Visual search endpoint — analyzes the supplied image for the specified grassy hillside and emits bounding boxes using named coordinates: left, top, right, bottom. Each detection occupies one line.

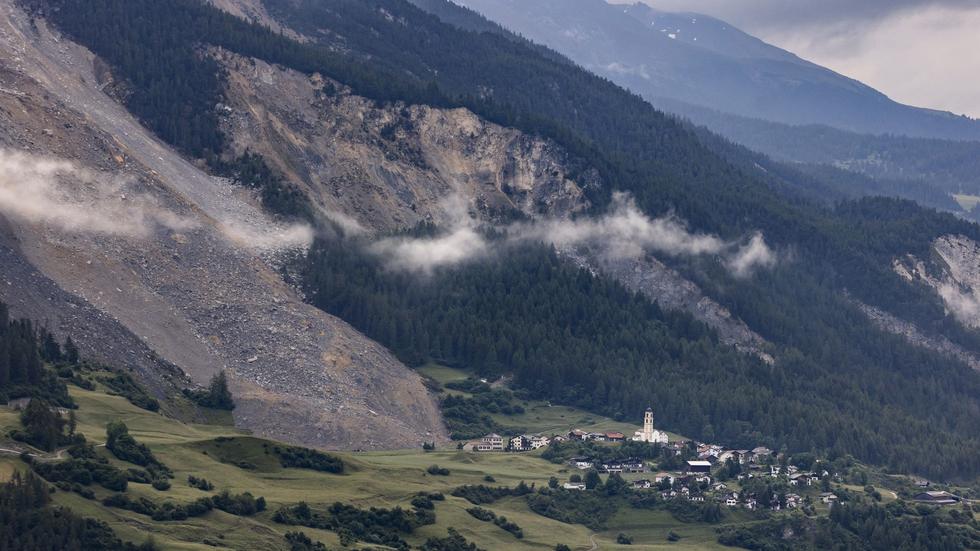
left=1, top=385, right=737, bottom=550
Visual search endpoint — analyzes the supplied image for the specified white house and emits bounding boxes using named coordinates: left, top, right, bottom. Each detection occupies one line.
left=563, top=482, right=586, bottom=491
left=476, top=433, right=504, bottom=451
left=529, top=435, right=551, bottom=449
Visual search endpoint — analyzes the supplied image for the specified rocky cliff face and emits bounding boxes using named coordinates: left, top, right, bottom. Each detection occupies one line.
left=217, top=50, right=594, bottom=233
left=0, top=0, right=445, bottom=449
left=894, top=235, right=980, bottom=330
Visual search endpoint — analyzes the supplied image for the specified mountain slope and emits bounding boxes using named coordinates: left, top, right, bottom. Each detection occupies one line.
left=0, top=0, right=446, bottom=450
left=445, top=0, right=980, bottom=141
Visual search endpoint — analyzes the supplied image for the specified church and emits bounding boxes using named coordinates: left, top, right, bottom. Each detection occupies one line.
left=633, top=407, right=669, bottom=444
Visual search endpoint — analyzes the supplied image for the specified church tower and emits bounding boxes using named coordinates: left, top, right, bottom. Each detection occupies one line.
left=643, top=407, right=654, bottom=441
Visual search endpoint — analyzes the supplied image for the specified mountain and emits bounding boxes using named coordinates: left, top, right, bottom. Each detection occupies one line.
left=2, top=0, right=980, bottom=485
left=2, top=0, right=980, bottom=547
left=445, top=0, right=980, bottom=141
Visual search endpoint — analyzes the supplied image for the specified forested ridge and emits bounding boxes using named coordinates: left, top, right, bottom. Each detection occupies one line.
left=306, top=238, right=980, bottom=479
left=28, top=0, right=980, bottom=482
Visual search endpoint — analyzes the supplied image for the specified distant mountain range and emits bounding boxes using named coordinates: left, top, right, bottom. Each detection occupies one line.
left=449, top=0, right=980, bottom=142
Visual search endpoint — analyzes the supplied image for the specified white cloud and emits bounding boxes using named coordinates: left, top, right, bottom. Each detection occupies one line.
left=0, top=149, right=195, bottom=237
left=371, top=192, right=777, bottom=277
left=0, top=149, right=314, bottom=253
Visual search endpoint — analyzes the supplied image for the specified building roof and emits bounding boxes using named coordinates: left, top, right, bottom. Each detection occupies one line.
left=687, top=460, right=712, bottom=467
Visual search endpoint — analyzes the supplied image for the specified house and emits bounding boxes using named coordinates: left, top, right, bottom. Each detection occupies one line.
left=563, top=482, right=586, bottom=491
left=914, top=479, right=931, bottom=488
left=744, top=498, right=758, bottom=510
left=725, top=496, right=739, bottom=507
left=632, top=479, right=653, bottom=489
left=690, top=495, right=705, bottom=502
left=5, top=397, right=32, bottom=411
left=605, top=431, right=626, bottom=442
left=789, top=473, right=817, bottom=486
left=786, top=494, right=802, bottom=509
left=692, top=474, right=712, bottom=484
left=713, top=482, right=728, bottom=492
left=653, top=472, right=676, bottom=485
left=769, top=465, right=781, bottom=477
left=821, top=493, right=839, bottom=505
left=529, top=435, right=551, bottom=449
left=476, top=433, right=504, bottom=451
left=717, top=450, right=743, bottom=464
left=686, top=460, right=712, bottom=474
left=509, top=435, right=529, bottom=452
left=912, top=491, right=959, bottom=505
left=569, top=429, right=588, bottom=441
left=569, top=457, right=594, bottom=470
left=698, top=444, right=723, bottom=460
left=600, top=458, right=646, bottom=474
left=750, top=447, right=773, bottom=462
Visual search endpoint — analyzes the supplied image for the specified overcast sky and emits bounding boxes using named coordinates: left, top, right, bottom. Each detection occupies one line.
left=628, top=0, right=980, bottom=118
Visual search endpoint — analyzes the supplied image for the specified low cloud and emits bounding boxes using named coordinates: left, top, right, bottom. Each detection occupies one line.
left=728, top=232, right=777, bottom=278
left=515, top=192, right=726, bottom=258
left=370, top=195, right=489, bottom=274
left=218, top=220, right=314, bottom=252
left=371, top=226, right=489, bottom=274
left=0, top=149, right=196, bottom=237
left=0, top=149, right=314, bottom=253
left=371, top=192, right=776, bottom=277
left=937, top=283, right=980, bottom=328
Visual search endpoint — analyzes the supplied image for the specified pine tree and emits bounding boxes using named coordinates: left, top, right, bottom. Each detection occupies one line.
left=204, top=371, right=235, bottom=410
left=64, top=336, right=80, bottom=365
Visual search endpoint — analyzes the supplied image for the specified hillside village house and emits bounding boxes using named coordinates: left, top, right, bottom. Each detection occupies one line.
left=476, top=433, right=503, bottom=451
left=686, top=460, right=712, bottom=474
left=599, top=458, right=646, bottom=474
left=913, top=491, right=960, bottom=505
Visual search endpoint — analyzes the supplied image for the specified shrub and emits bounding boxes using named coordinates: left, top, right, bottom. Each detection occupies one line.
left=274, top=445, right=344, bottom=473
left=188, top=475, right=214, bottom=491
left=451, top=482, right=532, bottom=504
left=105, top=422, right=170, bottom=479
left=427, top=465, right=450, bottom=476
left=466, top=506, right=496, bottom=521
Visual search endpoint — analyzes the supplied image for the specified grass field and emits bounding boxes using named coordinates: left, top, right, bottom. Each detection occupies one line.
left=1, top=385, right=735, bottom=550
left=417, top=364, right=686, bottom=441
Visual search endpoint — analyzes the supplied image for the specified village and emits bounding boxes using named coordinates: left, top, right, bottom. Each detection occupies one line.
left=460, top=407, right=966, bottom=511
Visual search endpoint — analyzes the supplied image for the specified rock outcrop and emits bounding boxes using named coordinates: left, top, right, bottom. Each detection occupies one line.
left=894, top=235, right=980, bottom=329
